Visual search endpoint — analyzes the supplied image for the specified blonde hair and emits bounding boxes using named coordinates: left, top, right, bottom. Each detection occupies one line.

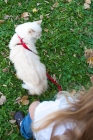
left=33, top=87, right=93, bottom=140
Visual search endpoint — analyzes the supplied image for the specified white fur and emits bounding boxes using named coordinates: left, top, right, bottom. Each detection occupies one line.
left=9, top=20, right=48, bottom=95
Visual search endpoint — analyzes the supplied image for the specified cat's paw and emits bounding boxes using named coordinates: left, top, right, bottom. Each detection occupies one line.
left=22, top=84, right=28, bottom=89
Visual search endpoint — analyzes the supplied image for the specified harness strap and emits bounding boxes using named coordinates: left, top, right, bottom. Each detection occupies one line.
left=17, top=35, right=62, bottom=91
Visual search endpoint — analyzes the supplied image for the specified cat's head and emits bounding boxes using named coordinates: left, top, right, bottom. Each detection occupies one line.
left=15, top=20, right=42, bottom=41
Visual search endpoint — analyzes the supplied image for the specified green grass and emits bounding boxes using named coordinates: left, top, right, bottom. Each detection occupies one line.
left=0, top=0, right=93, bottom=139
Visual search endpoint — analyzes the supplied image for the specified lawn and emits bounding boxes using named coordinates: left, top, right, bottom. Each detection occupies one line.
left=0, top=0, right=93, bottom=139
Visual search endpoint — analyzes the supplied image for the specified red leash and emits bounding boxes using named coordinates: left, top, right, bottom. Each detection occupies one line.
left=46, top=73, right=62, bottom=91
left=17, top=35, right=38, bottom=55
left=17, top=35, right=62, bottom=91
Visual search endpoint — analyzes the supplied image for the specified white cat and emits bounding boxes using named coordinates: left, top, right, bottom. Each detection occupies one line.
left=9, top=20, right=48, bottom=95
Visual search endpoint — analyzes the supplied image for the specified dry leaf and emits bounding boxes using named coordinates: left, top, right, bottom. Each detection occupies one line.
left=1, top=95, right=6, bottom=103
left=0, top=20, right=5, bottom=24
left=84, top=48, right=93, bottom=58
left=18, top=2, right=21, bottom=6
left=21, top=12, right=29, bottom=18
left=40, top=15, right=43, bottom=19
left=85, top=0, right=91, bottom=4
left=90, top=76, right=93, bottom=83
left=52, top=2, right=59, bottom=8
left=21, top=95, right=28, bottom=101
left=44, top=29, right=49, bottom=32
left=9, top=120, right=16, bottom=124
left=32, top=8, right=38, bottom=13
left=9, top=111, right=16, bottom=117
left=52, top=74, right=56, bottom=81
left=84, top=3, right=90, bottom=9
left=0, top=99, right=3, bottom=105
left=4, top=15, right=10, bottom=20
left=87, top=57, right=93, bottom=67
left=68, top=0, right=72, bottom=2
left=21, top=99, right=29, bottom=105
left=2, top=68, right=9, bottom=72
left=4, top=0, right=7, bottom=3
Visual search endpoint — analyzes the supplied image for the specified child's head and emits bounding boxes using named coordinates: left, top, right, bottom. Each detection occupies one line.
left=33, top=87, right=93, bottom=140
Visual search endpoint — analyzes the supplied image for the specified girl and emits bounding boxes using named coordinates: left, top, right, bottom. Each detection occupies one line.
left=14, top=87, right=93, bottom=140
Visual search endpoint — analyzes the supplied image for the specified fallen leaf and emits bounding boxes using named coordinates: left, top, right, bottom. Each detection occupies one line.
left=4, top=0, right=7, bottom=3
left=18, top=2, right=21, bottom=6
left=44, top=29, right=49, bottom=32
left=52, top=2, right=59, bottom=8
left=21, top=99, right=29, bottom=105
left=85, top=0, right=91, bottom=4
left=87, top=57, right=93, bottom=67
left=0, top=20, right=5, bottom=24
left=21, top=95, right=28, bottom=101
left=0, top=99, right=3, bottom=105
left=84, top=48, right=93, bottom=58
left=90, top=76, right=93, bottom=83
left=15, top=96, right=21, bottom=101
left=4, top=15, right=10, bottom=20
left=84, top=3, right=90, bottom=9
left=9, top=120, right=16, bottom=124
left=2, top=68, right=9, bottom=72
left=1, top=95, right=6, bottom=103
left=7, top=129, right=13, bottom=136
left=15, top=95, right=29, bottom=105
left=40, top=15, right=43, bottom=19
left=68, top=0, right=72, bottom=2
left=9, top=111, right=16, bottom=117
left=32, top=8, right=38, bottom=13
left=21, top=12, right=29, bottom=18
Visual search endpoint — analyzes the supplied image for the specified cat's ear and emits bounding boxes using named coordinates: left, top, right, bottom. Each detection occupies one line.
left=36, top=20, right=42, bottom=25
left=28, top=28, right=35, bottom=33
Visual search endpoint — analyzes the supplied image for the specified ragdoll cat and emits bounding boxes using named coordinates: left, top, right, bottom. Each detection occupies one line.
left=9, top=20, right=48, bottom=95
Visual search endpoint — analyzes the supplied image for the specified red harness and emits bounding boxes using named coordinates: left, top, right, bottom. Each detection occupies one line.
left=17, top=35, right=62, bottom=91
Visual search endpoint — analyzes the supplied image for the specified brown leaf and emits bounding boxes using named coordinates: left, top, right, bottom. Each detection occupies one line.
left=2, top=68, right=9, bottom=72
left=84, top=3, right=90, bottom=9
left=0, top=20, right=5, bottom=24
left=18, top=2, right=21, bottom=6
left=21, top=12, right=29, bottom=18
left=84, top=48, right=93, bottom=58
left=4, top=15, right=10, bottom=20
left=87, top=57, right=93, bottom=68
left=90, top=76, right=93, bottom=83
left=40, top=15, right=43, bottom=20
left=52, top=2, right=59, bottom=8
left=1, top=95, right=6, bottom=103
left=9, top=111, right=16, bottom=117
left=44, top=29, right=49, bottom=32
left=9, top=120, right=16, bottom=124
left=21, top=99, right=29, bottom=105
left=21, top=95, right=28, bottom=101
left=68, top=0, right=72, bottom=2
left=0, top=99, right=3, bottom=105
left=87, top=57, right=93, bottom=64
